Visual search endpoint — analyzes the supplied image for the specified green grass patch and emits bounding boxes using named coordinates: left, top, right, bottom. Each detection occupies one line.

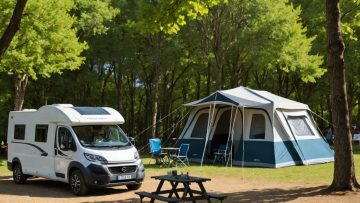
left=141, top=146, right=360, bottom=185
left=0, top=158, right=11, bottom=176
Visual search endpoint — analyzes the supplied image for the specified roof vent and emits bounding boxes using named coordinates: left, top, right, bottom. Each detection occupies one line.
left=22, top=109, right=37, bottom=112
left=52, top=104, right=74, bottom=108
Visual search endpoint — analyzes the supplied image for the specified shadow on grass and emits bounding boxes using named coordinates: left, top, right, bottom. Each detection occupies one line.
left=217, top=185, right=350, bottom=202
left=353, top=145, right=360, bottom=154
left=83, top=185, right=343, bottom=203
left=0, top=157, right=5, bottom=166
left=0, top=178, right=134, bottom=198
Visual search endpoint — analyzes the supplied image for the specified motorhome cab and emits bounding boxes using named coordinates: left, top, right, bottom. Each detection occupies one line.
left=7, top=104, right=145, bottom=195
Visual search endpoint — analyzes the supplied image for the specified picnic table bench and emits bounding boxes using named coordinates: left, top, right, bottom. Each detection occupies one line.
left=135, top=174, right=227, bottom=202
left=135, top=191, right=182, bottom=203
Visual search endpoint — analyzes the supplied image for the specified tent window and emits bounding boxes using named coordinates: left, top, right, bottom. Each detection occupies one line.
left=250, top=114, right=265, bottom=139
left=288, top=116, right=314, bottom=136
left=191, top=113, right=209, bottom=138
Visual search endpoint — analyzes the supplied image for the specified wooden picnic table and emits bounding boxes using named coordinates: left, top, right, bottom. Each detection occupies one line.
left=135, top=174, right=226, bottom=202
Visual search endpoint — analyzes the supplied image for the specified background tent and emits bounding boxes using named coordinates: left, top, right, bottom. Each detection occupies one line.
left=176, top=86, right=334, bottom=168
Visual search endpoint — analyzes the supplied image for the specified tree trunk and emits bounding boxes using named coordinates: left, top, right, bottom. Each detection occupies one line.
left=357, top=96, right=360, bottom=131
left=129, top=71, right=135, bottom=136
left=326, top=0, right=359, bottom=190
left=0, top=0, right=27, bottom=60
left=100, top=66, right=113, bottom=105
left=113, top=63, right=123, bottom=112
left=151, top=76, right=159, bottom=138
left=14, top=73, right=28, bottom=111
left=206, top=61, right=212, bottom=95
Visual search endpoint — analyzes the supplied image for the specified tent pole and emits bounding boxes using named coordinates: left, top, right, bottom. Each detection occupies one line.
left=225, top=106, right=234, bottom=167
left=242, top=106, right=245, bottom=168
left=201, top=104, right=212, bottom=167
left=227, top=106, right=238, bottom=167
left=201, top=98, right=217, bottom=167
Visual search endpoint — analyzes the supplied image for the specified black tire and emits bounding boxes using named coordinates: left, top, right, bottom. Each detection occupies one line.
left=126, top=183, right=142, bottom=190
left=69, top=170, right=88, bottom=196
left=13, top=163, right=27, bottom=184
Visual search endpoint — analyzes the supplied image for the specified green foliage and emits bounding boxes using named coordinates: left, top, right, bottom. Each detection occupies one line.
left=71, top=0, right=119, bottom=37
left=134, top=0, right=225, bottom=34
left=244, top=0, right=325, bottom=83
left=0, top=0, right=345, bottom=139
left=0, top=0, right=86, bottom=80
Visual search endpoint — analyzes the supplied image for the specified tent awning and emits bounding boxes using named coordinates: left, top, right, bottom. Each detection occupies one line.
left=184, top=92, right=239, bottom=106
left=184, top=86, right=309, bottom=111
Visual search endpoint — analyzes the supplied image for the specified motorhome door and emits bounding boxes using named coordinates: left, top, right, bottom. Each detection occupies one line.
left=54, top=126, right=75, bottom=181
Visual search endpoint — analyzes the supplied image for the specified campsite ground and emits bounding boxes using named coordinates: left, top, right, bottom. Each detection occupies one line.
left=1, top=152, right=360, bottom=203
left=0, top=174, right=359, bottom=202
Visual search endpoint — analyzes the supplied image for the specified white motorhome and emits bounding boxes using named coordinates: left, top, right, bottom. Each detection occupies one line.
left=7, top=104, right=145, bottom=195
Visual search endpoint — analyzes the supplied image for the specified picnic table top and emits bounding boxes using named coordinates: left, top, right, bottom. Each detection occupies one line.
left=151, top=175, right=211, bottom=183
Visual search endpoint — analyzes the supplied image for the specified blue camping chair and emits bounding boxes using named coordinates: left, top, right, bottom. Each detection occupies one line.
left=170, top=144, right=190, bottom=167
left=149, top=138, right=167, bottom=165
left=213, top=143, right=231, bottom=165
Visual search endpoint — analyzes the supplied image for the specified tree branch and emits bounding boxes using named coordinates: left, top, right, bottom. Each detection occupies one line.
left=0, top=0, right=28, bottom=60
left=341, top=1, right=360, bottom=20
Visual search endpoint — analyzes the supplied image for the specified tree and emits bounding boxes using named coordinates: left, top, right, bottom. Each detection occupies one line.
left=326, top=0, right=359, bottom=190
left=0, top=0, right=27, bottom=60
left=0, top=0, right=87, bottom=110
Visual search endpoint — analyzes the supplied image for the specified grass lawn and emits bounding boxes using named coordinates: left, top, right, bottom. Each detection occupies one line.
left=143, top=146, right=360, bottom=185
left=0, top=158, right=11, bottom=177
left=1, top=146, right=360, bottom=185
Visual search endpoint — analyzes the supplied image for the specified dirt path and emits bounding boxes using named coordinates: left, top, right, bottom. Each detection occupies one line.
left=0, top=175, right=359, bottom=202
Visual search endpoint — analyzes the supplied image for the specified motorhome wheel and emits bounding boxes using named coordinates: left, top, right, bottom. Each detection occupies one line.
left=13, top=163, right=27, bottom=184
left=70, top=170, right=88, bottom=195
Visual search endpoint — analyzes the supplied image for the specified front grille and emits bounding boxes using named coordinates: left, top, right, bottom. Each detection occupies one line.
left=108, top=165, right=137, bottom=174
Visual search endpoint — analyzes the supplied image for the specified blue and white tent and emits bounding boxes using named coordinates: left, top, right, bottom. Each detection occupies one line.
left=176, top=86, right=334, bottom=168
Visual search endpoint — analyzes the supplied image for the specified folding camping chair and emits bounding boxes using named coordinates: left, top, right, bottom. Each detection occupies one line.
left=149, top=138, right=167, bottom=165
left=170, top=144, right=190, bottom=167
left=213, top=143, right=231, bottom=165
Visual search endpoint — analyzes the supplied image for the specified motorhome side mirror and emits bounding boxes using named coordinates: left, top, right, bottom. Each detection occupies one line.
left=69, top=141, right=77, bottom=151
left=129, top=137, right=135, bottom=145
left=60, top=140, right=69, bottom=151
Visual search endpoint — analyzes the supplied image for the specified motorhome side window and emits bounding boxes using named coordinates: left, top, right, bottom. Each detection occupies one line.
left=288, top=116, right=315, bottom=136
left=191, top=113, right=209, bottom=138
left=35, top=125, right=48, bottom=142
left=250, top=114, right=265, bottom=139
left=14, top=125, right=25, bottom=140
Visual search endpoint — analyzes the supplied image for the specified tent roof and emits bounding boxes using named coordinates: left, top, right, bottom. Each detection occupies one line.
left=184, top=86, right=309, bottom=110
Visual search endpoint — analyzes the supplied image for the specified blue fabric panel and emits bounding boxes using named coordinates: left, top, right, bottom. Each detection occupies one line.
left=235, top=141, right=275, bottom=165
left=295, top=138, right=333, bottom=159
left=274, top=140, right=302, bottom=164
left=149, top=138, right=162, bottom=155
left=176, top=139, right=205, bottom=159
left=201, top=92, right=238, bottom=106
left=179, top=144, right=190, bottom=156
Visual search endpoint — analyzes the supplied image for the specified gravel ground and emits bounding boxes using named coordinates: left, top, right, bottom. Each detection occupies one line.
left=0, top=175, right=359, bottom=202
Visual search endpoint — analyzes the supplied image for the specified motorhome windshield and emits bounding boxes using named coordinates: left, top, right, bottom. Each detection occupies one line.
left=72, top=125, right=131, bottom=148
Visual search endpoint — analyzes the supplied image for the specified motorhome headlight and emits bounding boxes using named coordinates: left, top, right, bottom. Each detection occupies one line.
left=84, top=153, right=108, bottom=163
left=134, top=151, right=140, bottom=160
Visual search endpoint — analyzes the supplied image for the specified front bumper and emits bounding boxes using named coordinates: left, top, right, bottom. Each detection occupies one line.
left=83, top=161, right=145, bottom=187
